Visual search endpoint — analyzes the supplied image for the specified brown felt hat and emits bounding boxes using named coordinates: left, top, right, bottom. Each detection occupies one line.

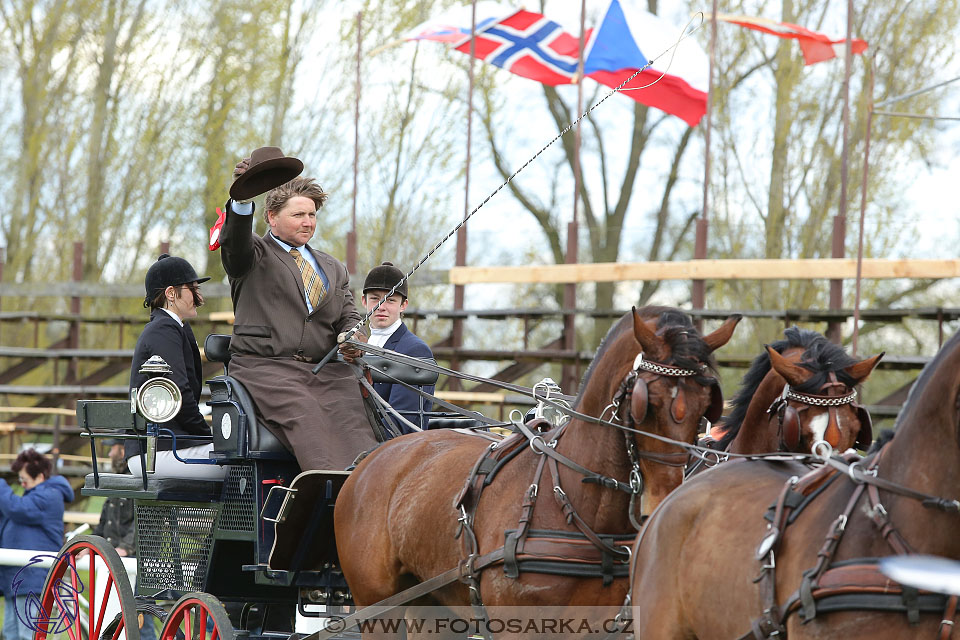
left=229, top=146, right=304, bottom=201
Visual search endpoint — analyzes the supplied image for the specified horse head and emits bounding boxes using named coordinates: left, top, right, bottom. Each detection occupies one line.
left=717, top=328, right=882, bottom=455
left=764, top=344, right=882, bottom=453
left=578, top=306, right=740, bottom=517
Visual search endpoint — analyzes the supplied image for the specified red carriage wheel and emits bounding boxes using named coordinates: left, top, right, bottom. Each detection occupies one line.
left=159, top=593, right=234, bottom=640
left=34, top=534, right=139, bottom=640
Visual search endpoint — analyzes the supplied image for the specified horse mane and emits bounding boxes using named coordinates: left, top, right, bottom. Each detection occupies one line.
left=717, top=326, right=859, bottom=450
left=575, top=306, right=718, bottom=407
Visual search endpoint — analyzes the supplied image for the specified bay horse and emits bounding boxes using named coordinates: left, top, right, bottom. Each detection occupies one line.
left=629, top=328, right=960, bottom=639
left=335, top=307, right=740, bottom=617
left=709, top=327, right=883, bottom=456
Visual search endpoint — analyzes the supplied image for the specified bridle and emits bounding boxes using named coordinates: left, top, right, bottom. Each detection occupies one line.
left=607, top=352, right=723, bottom=469
left=766, top=371, right=873, bottom=452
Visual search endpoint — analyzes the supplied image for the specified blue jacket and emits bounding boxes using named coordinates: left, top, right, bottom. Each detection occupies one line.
left=0, top=475, right=74, bottom=596
left=373, top=323, right=434, bottom=433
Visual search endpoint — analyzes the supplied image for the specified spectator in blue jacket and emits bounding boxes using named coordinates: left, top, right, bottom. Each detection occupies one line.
left=0, top=449, right=74, bottom=640
left=362, top=262, right=435, bottom=432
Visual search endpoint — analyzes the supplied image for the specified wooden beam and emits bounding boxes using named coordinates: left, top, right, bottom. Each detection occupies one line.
left=449, top=259, right=960, bottom=284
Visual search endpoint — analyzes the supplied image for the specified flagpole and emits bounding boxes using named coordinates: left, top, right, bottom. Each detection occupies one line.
left=852, top=59, right=874, bottom=356
left=451, top=0, right=477, bottom=388
left=693, top=0, right=719, bottom=326
left=562, top=0, right=587, bottom=394
left=827, top=0, right=855, bottom=344
left=348, top=11, right=361, bottom=279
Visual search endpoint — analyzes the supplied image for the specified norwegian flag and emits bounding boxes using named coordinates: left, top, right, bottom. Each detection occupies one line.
left=452, top=10, right=583, bottom=86
left=408, top=6, right=583, bottom=87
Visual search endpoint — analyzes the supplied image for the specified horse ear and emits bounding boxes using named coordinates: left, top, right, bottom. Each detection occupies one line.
left=703, top=314, right=743, bottom=352
left=632, top=307, right=659, bottom=354
left=766, top=345, right=810, bottom=386
left=843, top=352, right=885, bottom=384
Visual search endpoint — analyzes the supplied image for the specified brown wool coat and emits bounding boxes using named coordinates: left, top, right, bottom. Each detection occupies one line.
left=219, top=208, right=377, bottom=470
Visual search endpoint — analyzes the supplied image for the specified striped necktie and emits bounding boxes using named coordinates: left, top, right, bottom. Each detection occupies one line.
left=289, top=248, right=326, bottom=309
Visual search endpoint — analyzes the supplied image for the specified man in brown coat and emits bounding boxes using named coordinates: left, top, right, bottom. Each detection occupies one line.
left=219, top=152, right=377, bottom=470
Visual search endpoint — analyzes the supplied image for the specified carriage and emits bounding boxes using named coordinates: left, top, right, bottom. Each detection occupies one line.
left=31, top=332, right=492, bottom=640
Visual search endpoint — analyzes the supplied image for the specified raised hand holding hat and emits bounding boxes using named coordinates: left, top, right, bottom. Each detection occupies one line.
left=229, top=146, right=304, bottom=201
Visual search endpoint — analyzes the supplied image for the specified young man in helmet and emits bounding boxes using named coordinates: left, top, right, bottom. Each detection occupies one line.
left=362, top=262, right=434, bottom=432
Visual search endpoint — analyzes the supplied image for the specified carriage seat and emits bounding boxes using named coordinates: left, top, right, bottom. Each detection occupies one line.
left=203, top=334, right=295, bottom=462
left=81, top=472, right=223, bottom=502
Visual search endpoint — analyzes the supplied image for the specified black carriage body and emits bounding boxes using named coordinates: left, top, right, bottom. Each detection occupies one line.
left=78, top=392, right=353, bottom=614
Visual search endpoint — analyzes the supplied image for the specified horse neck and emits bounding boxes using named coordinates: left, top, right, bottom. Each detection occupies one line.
left=873, top=346, right=960, bottom=555
left=727, top=372, right=785, bottom=454
left=552, top=359, right=634, bottom=526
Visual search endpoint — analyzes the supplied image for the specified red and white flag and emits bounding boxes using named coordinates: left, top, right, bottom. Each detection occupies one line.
left=715, top=15, right=868, bottom=65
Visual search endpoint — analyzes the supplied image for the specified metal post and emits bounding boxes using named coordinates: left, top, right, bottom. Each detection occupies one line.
left=68, top=243, right=82, bottom=384
left=0, top=247, right=5, bottom=345
left=348, top=11, right=361, bottom=279
left=852, top=60, right=874, bottom=356
left=693, top=0, right=720, bottom=327
left=451, top=0, right=477, bottom=389
left=562, top=0, right=587, bottom=394
left=827, top=0, right=855, bottom=344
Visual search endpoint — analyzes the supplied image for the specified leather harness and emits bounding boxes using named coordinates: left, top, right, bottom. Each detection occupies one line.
left=450, top=352, right=720, bottom=632
left=744, top=445, right=960, bottom=639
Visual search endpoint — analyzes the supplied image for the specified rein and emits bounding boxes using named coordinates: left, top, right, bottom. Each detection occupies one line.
left=352, top=338, right=821, bottom=467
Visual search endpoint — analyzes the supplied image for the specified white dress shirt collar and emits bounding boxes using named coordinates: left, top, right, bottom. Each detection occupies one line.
left=368, top=319, right=402, bottom=348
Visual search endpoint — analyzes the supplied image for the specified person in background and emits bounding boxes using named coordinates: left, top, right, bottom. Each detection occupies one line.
left=0, top=449, right=74, bottom=640
left=126, top=254, right=224, bottom=479
left=362, top=262, right=435, bottom=432
left=95, top=440, right=135, bottom=556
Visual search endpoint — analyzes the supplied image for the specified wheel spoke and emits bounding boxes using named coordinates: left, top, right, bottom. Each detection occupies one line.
left=94, top=573, right=115, bottom=639
left=88, top=551, right=97, bottom=639
left=184, top=606, right=192, bottom=640
left=110, top=620, right=125, bottom=640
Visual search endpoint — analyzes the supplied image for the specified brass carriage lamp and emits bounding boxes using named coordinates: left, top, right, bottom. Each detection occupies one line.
left=132, top=355, right=183, bottom=473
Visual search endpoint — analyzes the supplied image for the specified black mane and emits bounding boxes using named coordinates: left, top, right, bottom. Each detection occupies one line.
left=717, top=327, right=859, bottom=450
left=576, top=306, right=719, bottom=407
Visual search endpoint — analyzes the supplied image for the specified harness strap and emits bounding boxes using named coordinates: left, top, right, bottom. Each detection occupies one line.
left=865, top=483, right=915, bottom=556
left=504, top=454, right=547, bottom=579
left=941, top=595, right=958, bottom=640
left=305, top=548, right=505, bottom=640
left=513, top=417, right=636, bottom=493
left=546, top=456, right=632, bottom=565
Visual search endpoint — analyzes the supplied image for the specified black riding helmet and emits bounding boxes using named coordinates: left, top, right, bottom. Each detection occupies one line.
left=143, top=254, right=210, bottom=307
left=363, top=262, right=407, bottom=299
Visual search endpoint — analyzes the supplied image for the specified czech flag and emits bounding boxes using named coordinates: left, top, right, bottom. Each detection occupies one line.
left=583, top=0, right=709, bottom=126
